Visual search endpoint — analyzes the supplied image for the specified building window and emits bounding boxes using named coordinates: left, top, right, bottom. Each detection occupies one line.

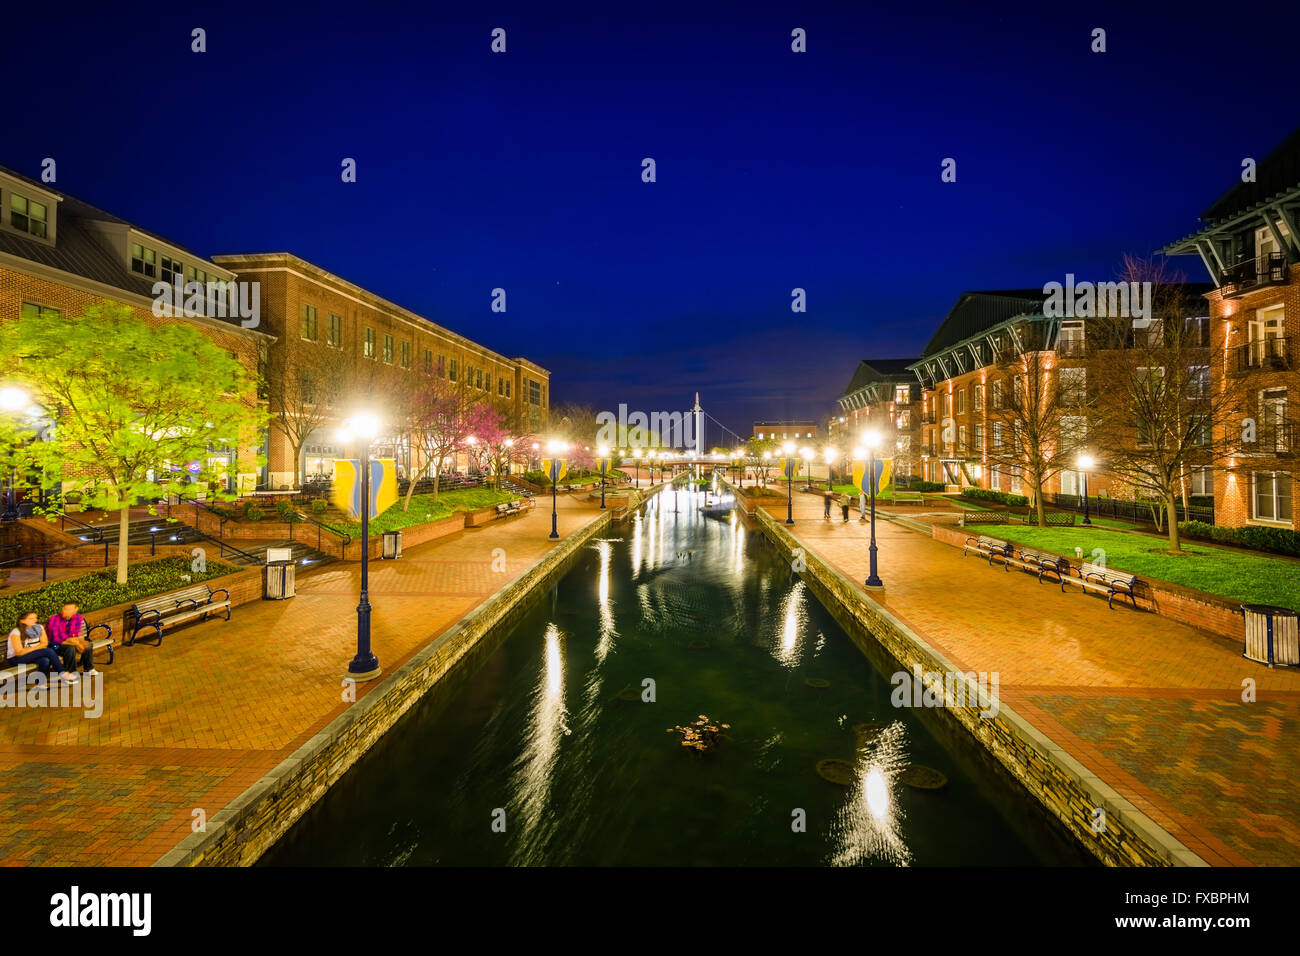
left=438, top=354, right=446, bottom=377
left=383, top=334, right=394, bottom=363
left=423, top=349, right=433, bottom=373
left=973, top=383, right=984, bottom=410
left=894, top=384, right=910, bottom=404
left=161, top=255, right=183, bottom=284
left=476, top=368, right=483, bottom=389
left=400, top=341, right=411, bottom=369
left=131, top=242, right=157, bottom=277
left=185, top=264, right=208, bottom=287
left=958, top=424, right=967, bottom=452
left=450, top=359, right=458, bottom=381
left=9, top=194, right=47, bottom=238
left=1060, top=367, right=1086, bottom=405
left=993, top=422, right=1003, bottom=450
left=505, top=380, right=511, bottom=398
left=1253, top=471, right=1292, bottom=523
left=973, top=423, right=983, bottom=451
left=20, top=301, right=61, bottom=319
left=498, top=377, right=504, bottom=396
left=328, top=313, right=342, bottom=348
left=529, top=379, right=541, bottom=405
left=1190, top=467, right=1212, bottom=497
left=956, top=389, right=966, bottom=415
left=1247, top=305, right=1285, bottom=366
left=364, top=327, right=376, bottom=359
left=301, top=304, right=318, bottom=341
left=484, top=372, right=491, bottom=392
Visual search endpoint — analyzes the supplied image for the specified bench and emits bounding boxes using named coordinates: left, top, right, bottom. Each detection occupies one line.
left=890, top=490, right=925, bottom=505
left=127, top=585, right=231, bottom=646
left=1065, top=562, right=1138, bottom=609
left=0, top=622, right=114, bottom=682
left=962, top=534, right=1013, bottom=567
left=494, top=500, right=527, bottom=518
left=1004, top=547, right=1070, bottom=585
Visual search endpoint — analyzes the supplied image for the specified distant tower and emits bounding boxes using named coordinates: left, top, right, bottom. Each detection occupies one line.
left=692, top=392, right=703, bottom=458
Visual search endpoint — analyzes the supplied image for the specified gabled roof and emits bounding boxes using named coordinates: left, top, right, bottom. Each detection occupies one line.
left=842, top=358, right=919, bottom=396
left=920, top=290, right=1044, bottom=358
left=0, top=164, right=237, bottom=312
left=1202, top=127, right=1300, bottom=224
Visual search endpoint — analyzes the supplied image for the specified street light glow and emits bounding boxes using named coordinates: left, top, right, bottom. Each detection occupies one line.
left=0, top=386, right=30, bottom=412
left=1078, top=454, right=1095, bottom=470
left=864, top=430, right=882, bottom=448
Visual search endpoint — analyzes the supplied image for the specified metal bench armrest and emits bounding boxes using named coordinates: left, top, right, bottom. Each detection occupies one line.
left=88, top=623, right=112, bottom=641
left=209, top=588, right=230, bottom=603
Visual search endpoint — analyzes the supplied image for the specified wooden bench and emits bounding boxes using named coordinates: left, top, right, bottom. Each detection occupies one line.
left=0, top=622, right=114, bottom=681
left=1064, top=562, right=1138, bottom=609
left=1004, top=546, right=1070, bottom=585
left=127, top=585, right=231, bottom=646
left=963, top=534, right=1013, bottom=567
left=890, top=490, right=925, bottom=505
left=494, top=500, right=526, bottom=518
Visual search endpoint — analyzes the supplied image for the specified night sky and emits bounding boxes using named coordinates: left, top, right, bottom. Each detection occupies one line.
left=6, top=1, right=1297, bottom=443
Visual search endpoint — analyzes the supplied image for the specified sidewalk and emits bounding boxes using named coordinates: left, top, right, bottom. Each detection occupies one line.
left=0, top=493, right=605, bottom=866
left=753, top=484, right=1300, bottom=866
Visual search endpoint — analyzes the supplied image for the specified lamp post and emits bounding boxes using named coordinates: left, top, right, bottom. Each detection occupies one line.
left=1078, top=454, right=1094, bottom=525
left=801, top=447, right=814, bottom=490
left=0, top=386, right=31, bottom=521
left=824, top=447, right=839, bottom=491
left=783, top=440, right=795, bottom=525
left=633, top=448, right=642, bottom=489
left=597, top=445, right=609, bottom=509
left=862, top=431, right=884, bottom=590
left=762, top=449, right=772, bottom=488
left=340, top=412, right=382, bottom=681
left=546, top=439, right=567, bottom=540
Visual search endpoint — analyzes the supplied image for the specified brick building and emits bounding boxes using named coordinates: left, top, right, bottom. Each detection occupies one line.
left=1164, top=129, right=1300, bottom=530
left=835, top=359, right=922, bottom=478
left=0, top=166, right=271, bottom=492
left=212, top=253, right=550, bottom=489
left=752, top=420, right=821, bottom=443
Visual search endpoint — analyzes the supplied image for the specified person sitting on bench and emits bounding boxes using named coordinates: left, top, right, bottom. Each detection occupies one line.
left=46, top=603, right=96, bottom=676
left=6, top=611, right=76, bottom=683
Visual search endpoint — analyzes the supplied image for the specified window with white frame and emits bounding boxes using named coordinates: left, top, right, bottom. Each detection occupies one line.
left=1190, top=467, right=1212, bottom=497
left=1060, top=367, right=1086, bottom=405
left=9, top=193, right=47, bottom=238
left=131, top=242, right=157, bottom=277
left=1253, top=471, right=1292, bottom=523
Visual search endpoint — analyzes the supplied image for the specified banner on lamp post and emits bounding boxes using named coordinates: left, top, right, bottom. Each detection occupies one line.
left=541, top=458, right=568, bottom=486
left=597, top=457, right=612, bottom=477
left=332, top=458, right=399, bottom=519
left=852, top=457, right=894, bottom=496
left=780, top=457, right=796, bottom=479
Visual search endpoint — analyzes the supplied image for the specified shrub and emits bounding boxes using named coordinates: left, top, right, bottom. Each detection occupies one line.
left=274, top=499, right=294, bottom=521
left=963, top=487, right=1029, bottom=507
left=1178, top=520, right=1300, bottom=558
left=909, top=480, right=946, bottom=492
left=524, top=470, right=548, bottom=486
left=311, top=500, right=328, bottom=516
left=244, top=503, right=264, bottom=521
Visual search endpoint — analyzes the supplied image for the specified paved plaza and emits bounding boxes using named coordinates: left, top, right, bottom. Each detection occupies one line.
left=753, top=485, right=1300, bottom=866
left=0, top=492, right=605, bottom=866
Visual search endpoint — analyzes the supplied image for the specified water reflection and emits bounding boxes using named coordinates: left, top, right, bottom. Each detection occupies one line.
left=510, top=623, right=568, bottom=862
left=828, top=722, right=912, bottom=866
left=773, top=580, right=808, bottom=667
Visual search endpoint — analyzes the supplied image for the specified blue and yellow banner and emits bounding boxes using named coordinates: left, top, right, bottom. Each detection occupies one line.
left=332, top=458, right=399, bottom=519
left=852, top=457, right=893, bottom=496
left=780, top=457, right=796, bottom=479
left=597, top=457, right=612, bottom=477
left=541, top=458, right=568, bottom=486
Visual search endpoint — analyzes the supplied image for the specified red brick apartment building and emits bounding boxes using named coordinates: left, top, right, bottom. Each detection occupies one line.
left=834, top=359, right=922, bottom=478
left=0, top=166, right=551, bottom=493
left=1164, top=129, right=1300, bottom=531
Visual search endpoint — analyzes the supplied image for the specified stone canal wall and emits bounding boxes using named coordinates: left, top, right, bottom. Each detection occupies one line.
left=157, top=508, right=614, bottom=867
left=749, top=505, right=1205, bottom=868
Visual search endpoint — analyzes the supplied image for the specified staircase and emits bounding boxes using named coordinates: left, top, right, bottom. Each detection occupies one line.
left=86, top=518, right=337, bottom=571
left=230, top=539, right=338, bottom=570
left=83, top=517, right=206, bottom=547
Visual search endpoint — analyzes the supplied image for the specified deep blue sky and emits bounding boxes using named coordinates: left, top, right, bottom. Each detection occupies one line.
left=5, top=0, right=1297, bottom=442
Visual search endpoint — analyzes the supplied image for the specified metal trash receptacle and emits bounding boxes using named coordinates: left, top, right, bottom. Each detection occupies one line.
left=264, top=546, right=296, bottom=600
left=382, top=530, right=403, bottom=559
left=1242, top=604, right=1299, bottom=667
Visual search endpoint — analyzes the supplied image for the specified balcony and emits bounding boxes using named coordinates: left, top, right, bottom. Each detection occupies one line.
left=1057, top=339, right=1087, bottom=359
left=921, top=411, right=937, bottom=425
left=1220, top=252, right=1289, bottom=298
left=1259, top=423, right=1294, bottom=457
left=1232, top=337, right=1290, bottom=373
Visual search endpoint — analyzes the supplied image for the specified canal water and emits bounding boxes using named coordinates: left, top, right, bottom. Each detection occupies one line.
left=263, top=487, right=1091, bottom=866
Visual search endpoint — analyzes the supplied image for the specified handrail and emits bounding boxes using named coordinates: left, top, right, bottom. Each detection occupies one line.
left=29, top=508, right=106, bottom=543
left=0, top=537, right=112, bottom=581
left=294, top=512, right=353, bottom=555
left=183, top=526, right=263, bottom=566
left=169, top=492, right=231, bottom=538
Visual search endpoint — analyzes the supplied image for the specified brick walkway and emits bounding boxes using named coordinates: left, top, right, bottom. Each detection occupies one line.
left=0, top=492, right=606, bottom=866
left=753, top=485, right=1300, bottom=866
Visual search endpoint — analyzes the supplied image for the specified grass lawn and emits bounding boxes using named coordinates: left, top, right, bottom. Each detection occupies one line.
left=963, top=523, right=1300, bottom=608
left=337, top=488, right=518, bottom=538
left=0, top=556, right=238, bottom=622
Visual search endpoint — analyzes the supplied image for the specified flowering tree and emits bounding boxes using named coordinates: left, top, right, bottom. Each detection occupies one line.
left=399, top=373, right=489, bottom=510
left=0, top=302, right=265, bottom=583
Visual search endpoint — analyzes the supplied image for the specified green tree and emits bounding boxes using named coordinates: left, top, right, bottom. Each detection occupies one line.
left=0, top=302, right=266, bottom=583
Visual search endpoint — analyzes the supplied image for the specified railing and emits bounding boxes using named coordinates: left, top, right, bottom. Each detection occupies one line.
left=44, top=510, right=106, bottom=543
left=169, top=493, right=232, bottom=537
left=1247, top=423, right=1294, bottom=457
left=1220, top=252, right=1288, bottom=297
left=184, top=527, right=263, bottom=566
left=1057, top=340, right=1087, bottom=358
left=293, top=512, right=353, bottom=556
left=1046, top=492, right=1214, bottom=526
left=0, top=537, right=111, bottom=582
left=1233, top=337, right=1290, bottom=373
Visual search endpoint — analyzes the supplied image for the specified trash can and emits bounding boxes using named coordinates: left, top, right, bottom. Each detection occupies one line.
left=1242, top=604, right=1300, bottom=667
left=382, top=530, right=403, bottom=559
left=264, top=561, right=296, bottom=600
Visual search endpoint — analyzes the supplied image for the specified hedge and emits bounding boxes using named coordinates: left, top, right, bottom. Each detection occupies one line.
left=962, top=487, right=1030, bottom=507
left=1179, top=521, right=1300, bottom=558
left=909, top=480, right=947, bottom=492
left=0, top=556, right=237, bottom=627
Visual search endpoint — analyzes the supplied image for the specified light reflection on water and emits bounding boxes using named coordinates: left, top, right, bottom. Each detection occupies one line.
left=262, top=485, right=1092, bottom=867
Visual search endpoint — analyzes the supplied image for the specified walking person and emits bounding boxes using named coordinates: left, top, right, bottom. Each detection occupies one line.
left=823, top=490, right=832, bottom=520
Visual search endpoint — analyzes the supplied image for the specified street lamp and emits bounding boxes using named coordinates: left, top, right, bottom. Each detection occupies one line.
left=1078, top=454, right=1095, bottom=525
left=862, top=431, right=884, bottom=590
left=632, top=447, right=643, bottom=488
left=783, top=440, right=795, bottom=525
left=339, top=411, right=382, bottom=681
left=597, top=445, right=609, bottom=509
left=546, top=439, right=568, bottom=539
left=824, top=447, right=839, bottom=491
left=801, top=447, right=814, bottom=490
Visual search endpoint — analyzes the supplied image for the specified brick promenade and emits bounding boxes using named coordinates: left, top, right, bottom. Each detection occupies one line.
left=0, top=492, right=606, bottom=866
left=754, top=485, right=1300, bottom=866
